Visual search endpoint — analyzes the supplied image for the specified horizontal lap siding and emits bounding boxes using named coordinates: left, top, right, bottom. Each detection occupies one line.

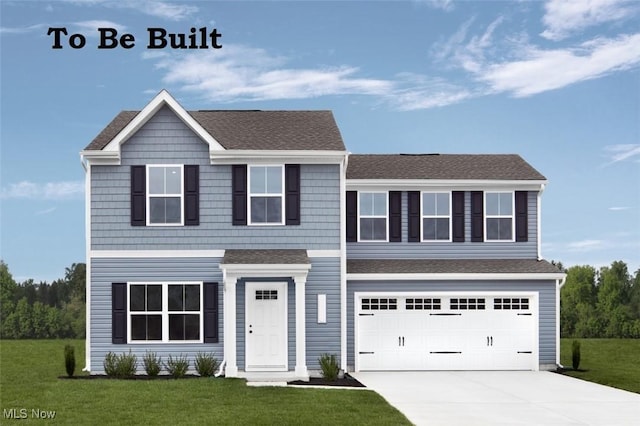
left=91, top=106, right=340, bottom=251
left=90, top=257, right=223, bottom=374
left=347, top=191, right=538, bottom=259
left=346, top=279, right=556, bottom=370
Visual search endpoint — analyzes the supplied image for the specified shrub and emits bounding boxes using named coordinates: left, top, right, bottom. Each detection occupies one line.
left=64, top=344, right=75, bottom=377
left=104, top=351, right=137, bottom=378
left=195, top=352, right=219, bottom=377
left=572, top=340, right=581, bottom=370
left=165, top=354, right=189, bottom=378
left=143, top=351, right=162, bottom=377
left=104, top=352, right=118, bottom=377
left=318, top=353, right=339, bottom=381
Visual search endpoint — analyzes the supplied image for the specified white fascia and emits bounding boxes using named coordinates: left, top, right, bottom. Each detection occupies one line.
left=347, top=179, right=547, bottom=192
left=347, top=272, right=567, bottom=281
left=80, top=89, right=224, bottom=165
left=220, top=263, right=312, bottom=278
left=210, top=150, right=347, bottom=165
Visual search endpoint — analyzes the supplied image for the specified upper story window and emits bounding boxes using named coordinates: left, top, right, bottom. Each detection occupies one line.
left=147, top=165, right=184, bottom=226
left=248, top=165, right=284, bottom=225
left=485, top=191, right=514, bottom=241
left=359, top=192, right=387, bottom=241
left=422, top=192, right=451, bottom=241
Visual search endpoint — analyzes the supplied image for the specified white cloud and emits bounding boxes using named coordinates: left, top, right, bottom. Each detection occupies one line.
left=415, top=0, right=455, bottom=12
left=62, top=0, right=198, bottom=21
left=541, top=0, right=638, bottom=41
left=608, top=206, right=630, bottom=211
left=566, top=239, right=604, bottom=251
left=1, top=181, right=84, bottom=200
left=602, top=144, right=640, bottom=165
left=479, top=33, right=640, bottom=97
left=0, top=23, right=49, bottom=34
left=35, top=207, right=57, bottom=216
left=73, top=20, right=126, bottom=36
left=156, top=45, right=393, bottom=103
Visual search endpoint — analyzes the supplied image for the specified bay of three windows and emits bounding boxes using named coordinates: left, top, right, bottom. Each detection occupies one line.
left=358, top=191, right=515, bottom=242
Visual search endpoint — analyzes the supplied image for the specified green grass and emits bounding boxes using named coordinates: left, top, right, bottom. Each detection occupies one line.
left=560, top=338, right=640, bottom=394
left=0, top=340, right=410, bottom=425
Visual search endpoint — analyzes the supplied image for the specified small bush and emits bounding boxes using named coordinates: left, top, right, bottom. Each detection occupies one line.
left=143, top=351, right=162, bottom=376
left=165, top=354, right=189, bottom=378
left=64, top=344, right=75, bottom=377
left=104, top=352, right=118, bottom=377
left=572, top=340, right=581, bottom=370
left=318, top=353, right=339, bottom=381
left=195, top=352, right=219, bottom=377
left=104, top=351, right=137, bottom=378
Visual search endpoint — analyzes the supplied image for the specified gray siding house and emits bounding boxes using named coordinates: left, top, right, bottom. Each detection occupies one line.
left=81, top=90, right=564, bottom=379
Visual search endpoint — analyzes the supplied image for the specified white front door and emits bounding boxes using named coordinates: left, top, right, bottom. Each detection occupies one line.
left=245, top=282, right=287, bottom=372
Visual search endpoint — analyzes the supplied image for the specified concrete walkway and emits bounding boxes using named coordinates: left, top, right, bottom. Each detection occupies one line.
left=352, top=371, right=640, bottom=426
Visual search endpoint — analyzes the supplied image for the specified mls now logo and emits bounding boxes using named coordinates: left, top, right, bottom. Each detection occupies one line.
left=3, top=408, right=56, bottom=419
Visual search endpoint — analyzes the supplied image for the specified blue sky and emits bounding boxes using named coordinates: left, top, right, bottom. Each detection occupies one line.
left=1, top=0, right=638, bottom=282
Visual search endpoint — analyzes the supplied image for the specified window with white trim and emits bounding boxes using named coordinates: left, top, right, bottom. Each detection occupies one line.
left=147, top=165, right=183, bottom=225
left=248, top=165, right=284, bottom=225
left=129, top=282, right=202, bottom=343
left=359, top=192, right=387, bottom=241
left=485, top=192, right=514, bottom=241
left=422, top=192, right=451, bottom=241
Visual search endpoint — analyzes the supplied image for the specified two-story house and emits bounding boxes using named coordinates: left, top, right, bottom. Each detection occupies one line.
left=80, top=90, right=564, bottom=379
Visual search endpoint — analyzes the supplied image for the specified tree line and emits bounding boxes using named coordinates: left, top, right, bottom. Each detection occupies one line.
left=1, top=261, right=85, bottom=339
left=558, top=260, right=640, bottom=338
left=2, top=259, right=640, bottom=339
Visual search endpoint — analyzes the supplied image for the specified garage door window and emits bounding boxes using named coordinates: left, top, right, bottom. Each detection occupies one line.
left=494, top=298, right=529, bottom=310
left=361, top=298, right=397, bottom=310
left=450, top=298, right=486, bottom=310
left=406, top=298, right=441, bottom=310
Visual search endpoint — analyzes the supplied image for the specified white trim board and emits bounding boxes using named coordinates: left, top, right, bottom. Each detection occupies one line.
left=347, top=272, right=566, bottom=281
left=91, top=250, right=226, bottom=258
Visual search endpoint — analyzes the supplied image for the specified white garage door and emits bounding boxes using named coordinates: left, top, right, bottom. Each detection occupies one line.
left=356, top=292, right=537, bottom=371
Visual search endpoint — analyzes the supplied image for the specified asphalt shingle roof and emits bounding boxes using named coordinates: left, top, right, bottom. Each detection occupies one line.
left=346, top=154, right=546, bottom=180
left=84, top=110, right=346, bottom=151
left=347, top=259, right=562, bottom=275
left=222, top=249, right=310, bottom=265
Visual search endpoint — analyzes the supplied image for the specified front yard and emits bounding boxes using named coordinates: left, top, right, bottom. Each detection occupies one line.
left=0, top=340, right=410, bottom=425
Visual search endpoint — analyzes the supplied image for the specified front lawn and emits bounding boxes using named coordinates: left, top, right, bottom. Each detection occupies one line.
left=560, top=338, right=640, bottom=394
left=0, top=340, right=410, bottom=425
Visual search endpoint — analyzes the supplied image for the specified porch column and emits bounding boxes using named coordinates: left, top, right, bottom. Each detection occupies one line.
left=223, top=276, right=238, bottom=377
left=294, top=274, right=308, bottom=379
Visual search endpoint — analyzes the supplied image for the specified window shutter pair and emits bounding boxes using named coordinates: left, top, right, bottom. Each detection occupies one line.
left=111, top=282, right=218, bottom=344
left=345, top=191, right=401, bottom=242
left=470, top=191, right=528, bottom=242
left=232, top=164, right=300, bottom=226
left=408, top=191, right=465, bottom=242
left=130, top=165, right=199, bottom=226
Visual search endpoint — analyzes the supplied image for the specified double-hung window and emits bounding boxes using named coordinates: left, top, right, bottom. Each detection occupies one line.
left=248, top=165, right=284, bottom=225
left=147, top=165, right=183, bottom=225
left=485, top=192, right=514, bottom=241
left=129, top=282, right=203, bottom=343
left=422, top=192, right=451, bottom=241
left=359, top=192, right=387, bottom=241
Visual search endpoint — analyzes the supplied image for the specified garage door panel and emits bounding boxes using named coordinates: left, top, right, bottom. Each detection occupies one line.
left=356, top=292, right=537, bottom=371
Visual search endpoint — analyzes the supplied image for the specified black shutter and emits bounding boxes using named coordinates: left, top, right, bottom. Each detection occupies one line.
left=389, top=191, right=402, bottom=242
left=407, top=191, right=420, bottom=242
left=232, top=165, right=247, bottom=226
left=346, top=191, right=357, bottom=242
left=131, top=166, right=146, bottom=226
left=112, top=283, right=127, bottom=344
left=515, top=191, right=528, bottom=242
left=184, top=165, right=199, bottom=226
left=285, top=164, right=300, bottom=225
left=203, top=282, right=219, bottom=343
left=452, top=191, right=465, bottom=242
left=470, top=191, right=484, bottom=242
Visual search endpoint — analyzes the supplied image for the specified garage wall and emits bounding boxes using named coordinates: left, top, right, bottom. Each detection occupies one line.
left=346, top=279, right=557, bottom=370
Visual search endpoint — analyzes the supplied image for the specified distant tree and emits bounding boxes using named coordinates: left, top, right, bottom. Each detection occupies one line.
left=560, top=265, right=597, bottom=337
left=597, top=261, right=634, bottom=337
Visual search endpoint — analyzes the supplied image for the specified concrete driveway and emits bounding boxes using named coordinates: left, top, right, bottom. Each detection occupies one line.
left=352, top=371, right=640, bottom=426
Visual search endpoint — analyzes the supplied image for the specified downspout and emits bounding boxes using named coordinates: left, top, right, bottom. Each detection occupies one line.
left=81, top=156, right=91, bottom=372
left=537, top=184, right=545, bottom=260
left=556, top=275, right=567, bottom=369
left=214, top=360, right=226, bottom=377
left=340, top=152, right=349, bottom=374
